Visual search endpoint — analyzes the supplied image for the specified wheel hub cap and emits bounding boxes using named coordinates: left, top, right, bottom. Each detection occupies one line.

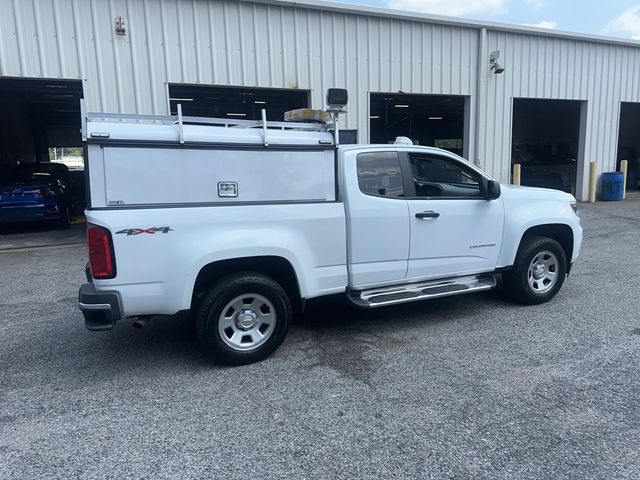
left=218, top=293, right=277, bottom=352
left=533, top=264, right=546, bottom=279
left=236, top=309, right=258, bottom=330
left=527, top=250, right=560, bottom=295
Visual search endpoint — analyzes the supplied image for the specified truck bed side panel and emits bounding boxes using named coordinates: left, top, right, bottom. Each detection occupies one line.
left=88, top=203, right=347, bottom=318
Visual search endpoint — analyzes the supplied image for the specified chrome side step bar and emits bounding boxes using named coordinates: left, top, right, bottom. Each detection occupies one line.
left=347, top=274, right=497, bottom=308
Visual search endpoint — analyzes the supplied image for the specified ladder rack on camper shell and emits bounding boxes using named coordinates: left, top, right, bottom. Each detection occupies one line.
left=82, top=105, right=340, bottom=208
left=81, top=105, right=338, bottom=148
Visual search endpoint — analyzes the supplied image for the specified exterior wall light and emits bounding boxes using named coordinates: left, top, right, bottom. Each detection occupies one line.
left=489, top=50, right=505, bottom=74
left=115, top=16, right=126, bottom=35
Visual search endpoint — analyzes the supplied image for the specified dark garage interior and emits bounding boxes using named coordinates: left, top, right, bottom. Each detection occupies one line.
left=0, top=78, right=85, bottom=228
left=511, top=98, right=581, bottom=193
left=0, top=78, right=83, bottom=169
left=169, top=84, right=362, bottom=143
left=168, top=84, right=309, bottom=122
left=617, top=102, right=640, bottom=191
left=369, top=94, right=466, bottom=156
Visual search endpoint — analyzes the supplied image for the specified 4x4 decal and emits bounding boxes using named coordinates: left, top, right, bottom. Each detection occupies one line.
left=116, top=227, right=173, bottom=236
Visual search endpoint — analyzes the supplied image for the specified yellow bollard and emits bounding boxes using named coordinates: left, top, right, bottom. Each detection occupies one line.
left=512, top=163, right=521, bottom=185
left=620, top=159, right=628, bottom=199
left=589, top=161, right=597, bottom=203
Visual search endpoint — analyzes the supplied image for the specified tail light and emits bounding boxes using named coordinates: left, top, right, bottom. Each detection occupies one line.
left=39, top=187, right=57, bottom=196
left=87, top=223, right=116, bottom=279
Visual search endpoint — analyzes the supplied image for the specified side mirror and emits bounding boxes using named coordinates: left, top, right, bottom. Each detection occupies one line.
left=486, top=179, right=501, bottom=200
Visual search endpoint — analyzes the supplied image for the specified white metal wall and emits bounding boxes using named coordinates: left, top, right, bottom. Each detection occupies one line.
left=481, top=31, right=640, bottom=196
left=0, top=0, right=478, bottom=123
left=1, top=0, right=639, bottom=199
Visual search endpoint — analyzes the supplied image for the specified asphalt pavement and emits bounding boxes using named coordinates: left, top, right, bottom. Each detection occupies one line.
left=1, top=200, right=639, bottom=479
left=0, top=222, right=85, bottom=252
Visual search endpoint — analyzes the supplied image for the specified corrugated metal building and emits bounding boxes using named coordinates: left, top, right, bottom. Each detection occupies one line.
left=1, top=0, right=640, bottom=200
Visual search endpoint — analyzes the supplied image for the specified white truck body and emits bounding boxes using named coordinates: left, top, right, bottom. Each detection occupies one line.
left=79, top=106, right=582, bottom=364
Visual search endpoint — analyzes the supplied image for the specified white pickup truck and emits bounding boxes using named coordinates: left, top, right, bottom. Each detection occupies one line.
left=78, top=90, right=582, bottom=365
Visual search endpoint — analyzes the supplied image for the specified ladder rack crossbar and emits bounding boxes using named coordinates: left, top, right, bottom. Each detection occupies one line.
left=86, top=112, right=332, bottom=131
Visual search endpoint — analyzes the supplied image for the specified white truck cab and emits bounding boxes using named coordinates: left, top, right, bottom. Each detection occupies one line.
left=79, top=90, right=582, bottom=365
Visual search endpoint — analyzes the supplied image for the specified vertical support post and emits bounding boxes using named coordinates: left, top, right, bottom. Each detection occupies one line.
left=620, top=159, right=628, bottom=199
left=512, top=163, right=521, bottom=185
left=80, top=99, right=87, bottom=142
left=575, top=101, right=589, bottom=200
left=261, top=109, right=269, bottom=147
left=474, top=27, right=487, bottom=169
left=462, top=96, right=472, bottom=161
left=333, top=113, right=340, bottom=147
left=589, top=161, right=597, bottom=203
left=177, top=103, right=184, bottom=144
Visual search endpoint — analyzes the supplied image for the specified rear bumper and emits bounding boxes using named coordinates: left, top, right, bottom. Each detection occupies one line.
left=0, top=204, right=64, bottom=223
left=78, top=282, right=123, bottom=331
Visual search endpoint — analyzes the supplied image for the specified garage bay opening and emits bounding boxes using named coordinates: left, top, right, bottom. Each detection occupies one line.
left=511, top=99, right=582, bottom=194
left=0, top=78, right=85, bottom=227
left=617, top=102, right=640, bottom=192
left=168, top=84, right=309, bottom=121
left=369, top=94, right=466, bottom=156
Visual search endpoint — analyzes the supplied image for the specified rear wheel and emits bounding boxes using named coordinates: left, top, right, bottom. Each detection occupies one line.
left=195, top=272, right=291, bottom=365
left=503, top=236, right=567, bottom=304
left=56, top=207, right=71, bottom=229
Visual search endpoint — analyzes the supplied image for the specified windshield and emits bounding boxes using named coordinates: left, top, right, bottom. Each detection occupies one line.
left=2, top=170, right=57, bottom=187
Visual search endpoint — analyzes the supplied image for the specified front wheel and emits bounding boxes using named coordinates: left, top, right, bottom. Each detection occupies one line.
left=503, top=236, right=567, bottom=305
left=195, top=272, right=291, bottom=365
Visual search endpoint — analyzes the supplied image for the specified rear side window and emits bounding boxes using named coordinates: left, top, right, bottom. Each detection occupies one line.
left=356, top=152, right=404, bottom=198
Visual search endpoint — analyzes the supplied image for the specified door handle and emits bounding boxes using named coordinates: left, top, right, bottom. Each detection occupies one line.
left=415, top=210, right=440, bottom=219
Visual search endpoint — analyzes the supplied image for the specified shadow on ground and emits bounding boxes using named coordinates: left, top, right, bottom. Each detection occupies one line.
left=0, top=221, right=85, bottom=250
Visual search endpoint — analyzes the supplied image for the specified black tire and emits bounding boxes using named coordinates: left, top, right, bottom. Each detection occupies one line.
left=503, top=235, right=567, bottom=305
left=195, top=272, right=291, bottom=365
left=56, top=207, right=71, bottom=229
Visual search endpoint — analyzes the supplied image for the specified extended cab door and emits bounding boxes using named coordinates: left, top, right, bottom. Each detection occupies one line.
left=343, top=150, right=410, bottom=287
left=403, top=151, right=504, bottom=281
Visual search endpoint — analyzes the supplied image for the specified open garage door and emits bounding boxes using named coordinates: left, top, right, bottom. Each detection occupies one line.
left=168, top=84, right=309, bottom=122
left=511, top=99, right=581, bottom=194
left=0, top=78, right=85, bottom=230
left=369, top=94, right=466, bottom=156
left=0, top=78, right=83, bottom=168
left=617, top=103, right=640, bottom=191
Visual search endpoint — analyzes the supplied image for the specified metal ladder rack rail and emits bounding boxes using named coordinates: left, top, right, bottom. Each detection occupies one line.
left=83, top=108, right=334, bottom=147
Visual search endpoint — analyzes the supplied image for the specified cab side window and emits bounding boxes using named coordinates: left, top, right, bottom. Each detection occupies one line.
left=357, top=152, right=405, bottom=198
left=408, top=154, right=481, bottom=198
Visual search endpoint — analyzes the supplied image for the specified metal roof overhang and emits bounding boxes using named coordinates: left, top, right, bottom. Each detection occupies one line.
left=245, top=0, right=640, bottom=49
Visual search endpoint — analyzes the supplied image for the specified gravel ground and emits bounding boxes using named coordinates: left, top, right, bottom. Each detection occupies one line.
left=1, top=200, right=639, bottom=479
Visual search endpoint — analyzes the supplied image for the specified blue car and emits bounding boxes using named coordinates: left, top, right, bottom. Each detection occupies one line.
left=0, top=165, right=71, bottom=228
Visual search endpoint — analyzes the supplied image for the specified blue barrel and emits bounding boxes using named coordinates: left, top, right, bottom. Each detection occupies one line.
left=600, top=172, right=625, bottom=201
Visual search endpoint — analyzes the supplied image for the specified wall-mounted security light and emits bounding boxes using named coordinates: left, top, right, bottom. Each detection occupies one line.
left=489, top=50, right=505, bottom=74
left=115, top=16, right=126, bottom=35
